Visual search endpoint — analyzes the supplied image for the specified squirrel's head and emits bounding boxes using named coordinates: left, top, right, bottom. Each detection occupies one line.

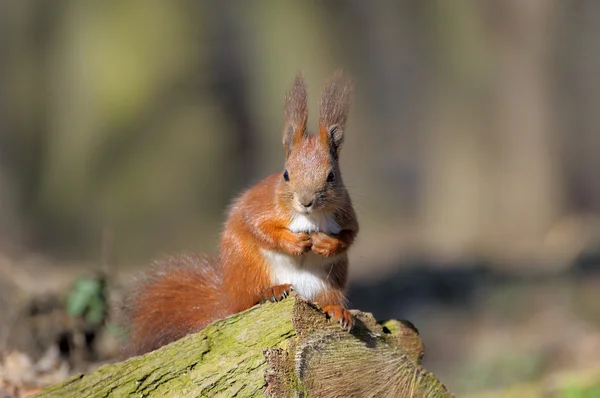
left=278, top=70, right=353, bottom=214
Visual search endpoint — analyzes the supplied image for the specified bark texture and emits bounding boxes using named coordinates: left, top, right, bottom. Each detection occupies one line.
left=36, top=294, right=452, bottom=397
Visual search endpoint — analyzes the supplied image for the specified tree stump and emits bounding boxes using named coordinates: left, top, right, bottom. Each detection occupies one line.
left=36, top=294, right=452, bottom=397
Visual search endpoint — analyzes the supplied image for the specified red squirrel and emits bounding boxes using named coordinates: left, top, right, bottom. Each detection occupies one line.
left=126, top=70, right=359, bottom=356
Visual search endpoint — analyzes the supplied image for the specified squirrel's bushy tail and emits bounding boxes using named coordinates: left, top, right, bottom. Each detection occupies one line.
left=124, top=253, right=226, bottom=356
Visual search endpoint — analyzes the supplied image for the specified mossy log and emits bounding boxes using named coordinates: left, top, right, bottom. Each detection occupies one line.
left=36, top=294, right=452, bottom=397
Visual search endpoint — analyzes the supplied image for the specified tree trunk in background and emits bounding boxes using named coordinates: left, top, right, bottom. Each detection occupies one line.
left=204, top=0, right=259, bottom=188
left=419, top=0, right=492, bottom=259
left=0, top=2, right=15, bottom=247
left=324, top=0, right=425, bottom=216
left=0, top=0, right=66, bottom=250
left=561, top=1, right=600, bottom=213
left=420, top=0, right=563, bottom=264
left=485, top=0, right=562, bottom=263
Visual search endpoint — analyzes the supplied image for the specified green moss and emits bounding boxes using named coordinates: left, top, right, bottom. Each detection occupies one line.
left=38, top=298, right=297, bottom=397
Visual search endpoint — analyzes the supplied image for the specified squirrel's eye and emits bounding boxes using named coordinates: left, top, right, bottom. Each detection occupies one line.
left=327, top=171, right=335, bottom=182
left=283, top=170, right=290, bottom=182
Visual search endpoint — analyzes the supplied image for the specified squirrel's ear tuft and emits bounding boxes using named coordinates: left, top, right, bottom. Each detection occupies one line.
left=319, top=70, right=354, bottom=160
left=283, top=72, right=308, bottom=158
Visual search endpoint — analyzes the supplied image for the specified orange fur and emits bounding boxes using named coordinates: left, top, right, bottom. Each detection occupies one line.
left=126, top=253, right=226, bottom=355
left=125, top=70, right=359, bottom=355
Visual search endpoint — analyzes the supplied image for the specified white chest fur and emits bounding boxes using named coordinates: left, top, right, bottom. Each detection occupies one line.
left=288, top=212, right=341, bottom=235
left=261, top=212, right=341, bottom=300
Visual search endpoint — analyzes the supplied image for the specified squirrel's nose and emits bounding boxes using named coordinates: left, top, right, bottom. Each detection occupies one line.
left=301, top=199, right=314, bottom=208
left=297, top=192, right=315, bottom=209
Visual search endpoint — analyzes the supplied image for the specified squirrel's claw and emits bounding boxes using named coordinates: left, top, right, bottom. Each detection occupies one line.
left=260, top=284, right=294, bottom=303
left=321, top=305, right=353, bottom=331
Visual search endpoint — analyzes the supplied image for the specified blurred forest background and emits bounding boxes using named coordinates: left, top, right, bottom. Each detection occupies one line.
left=1, top=1, right=600, bottom=397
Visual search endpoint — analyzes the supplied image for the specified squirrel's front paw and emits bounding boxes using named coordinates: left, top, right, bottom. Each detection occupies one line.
left=260, top=284, right=294, bottom=303
left=282, top=232, right=312, bottom=255
left=321, top=305, right=353, bottom=331
left=310, top=232, right=341, bottom=257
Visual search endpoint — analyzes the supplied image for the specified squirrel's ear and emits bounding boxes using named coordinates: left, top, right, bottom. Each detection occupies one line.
left=283, top=72, right=308, bottom=158
left=319, top=70, right=353, bottom=160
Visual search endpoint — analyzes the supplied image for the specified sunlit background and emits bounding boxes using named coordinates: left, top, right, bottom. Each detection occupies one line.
left=1, top=1, right=600, bottom=396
